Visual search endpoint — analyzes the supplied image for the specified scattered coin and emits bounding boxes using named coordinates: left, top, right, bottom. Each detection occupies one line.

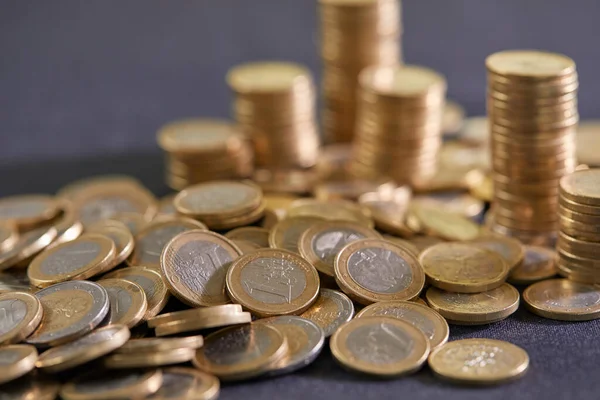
left=508, top=245, right=557, bottom=285
left=148, top=304, right=242, bottom=328
left=225, top=226, right=270, bottom=253
left=382, top=235, right=420, bottom=258
left=523, top=278, right=600, bottom=321
left=409, top=203, right=480, bottom=241
left=300, top=288, right=354, bottom=337
left=0, top=291, right=43, bottom=344
left=86, top=219, right=134, bottom=270
left=56, top=175, right=145, bottom=199
left=358, top=187, right=414, bottom=238
left=154, top=312, right=252, bottom=337
left=412, top=191, right=485, bottom=219
left=97, top=278, right=148, bottom=328
left=148, top=367, right=220, bottom=400
left=47, top=199, right=84, bottom=247
left=0, top=220, right=18, bottom=253
left=269, top=216, right=323, bottom=253
left=1, top=376, right=60, bottom=400
left=156, top=194, right=178, bottom=217
left=0, top=344, right=38, bottom=385
left=470, top=235, right=525, bottom=270
left=111, top=212, right=148, bottom=235
left=0, top=194, right=59, bottom=230
left=0, top=226, right=58, bottom=271
left=104, top=346, right=196, bottom=369
left=60, top=370, right=163, bottom=400
left=287, top=199, right=373, bottom=228
left=116, top=335, right=204, bottom=353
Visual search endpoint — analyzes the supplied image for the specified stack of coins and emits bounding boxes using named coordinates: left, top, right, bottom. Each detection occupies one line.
left=485, top=50, right=578, bottom=244
left=319, top=0, right=401, bottom=143
left=349, top=65, right=447, bottom=186
left=157, top=118, right=253, bottom=190
left=226, top=62, right=320, bottom=170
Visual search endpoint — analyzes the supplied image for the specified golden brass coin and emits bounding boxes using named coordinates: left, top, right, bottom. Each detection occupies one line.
left=86, top=220, right=134, bottom=271
left=57, top=175, right=144, bottom=199
left=358, top=188, right=413, bottom=237
left=508, top=245, right=556, bottom=285
left=470, top=235, right=525, bottom=270
left=412, top=192, right=484, bottom=219
left=60, top=370, right=163, bottom=400
left=149, top=367, right=220, bottom=400
left=110, top=212, right=148, bottom=235
left=523, top=278, right=600, bottom=321
left=269, top=216, right=323, bottom=253
left=577, top=121, right=600, bottom=167
left=425, top=284, right=520, bottom=325
left=28, top=234, right=116, bottom=288
left=35, top=324, right=130, bottom=373
left=157, top=118, right=243, bottom=154
left=287, top=198, right=373, bottom=228
left=263, top=194, right=300, bottom=214
left=148, top=304, right=243, bottom=328
left=161, top=230, right=242, bottom=307
left=225, top=226, right=270, bottom=253
left=227, top=61, right=311, bottom=94
left=406, top=235, right=445, bottom=253
left=558, top=205, right=600, bottom=224
left=419, top=243, right=509, bottom=293
left=0, top=344, right=38, bottom=384
left=356, top=301, right=449, bottom=350
left=429, top=338, right=529, bottom=385
left=559, top=196, right=600, bottom=215
left=0, top=220, right=18, bottom=253
left=299, top=288, right=355, bottom=337
left=0, top=226, right=57, bottom=271
left=104, top=347, right=196, bottom=369
left=486, top=50, right=575, bottom=79
left=196, top=201, right=266, bottom=230
left=560, top=169, right=600, bottom=206
left=117, top=335, right=204, bottom=353
left=0, top=194, right=59, bottom=230
left=98, top=278, right=148, bottom=328
left=382, top=235, right=420, bottom=258
left=409, top=203, right=480, bottom=241
left=155, top=312, right=252, bottom=337
left=0, top=291, right=43, bottom=344
left=334, top=238, right=425, bottom=305
left=226, top=248, right=320, bottom=317
left=260, top=209, right=281, bottom=230
left=330, top=316, right=430, bottom=377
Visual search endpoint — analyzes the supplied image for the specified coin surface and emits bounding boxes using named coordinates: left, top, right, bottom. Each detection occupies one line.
left=419, top=243, right=509, bottom=293
left=154, top=312, right=252, bottom=337
left=334, top=238, right=425, bottom=305
left=35, top=324, right=130, bottom=373
left=86, top=220, right=134, bottom=270
left=426, top=284, right=520, bottom=324
left=226, top=248, right=320, bottom=316
left=287, top=199, right=373, bottom=228
left=117, top=335, right=204, bottom=353
left=523, top=278, right=600, bottom=321
left=225, top=226, right=270, bottom=254
left=0, top=226, right=58, bottom=271
left=60, top=369, right=163, bottom=400
left=409, top=204, right=480, bottom=241
left=300, top=288, right=354, bottom=337
left=0, top=221, right=18, bottom=253
left=147, top=304, right=243, bottom=328
left=559, top=169, right=600, bottom=206
left=161, top=230, right=242, bottom=307
left=508, top=245, right=556, bottom=285
left=1, top=376, right=60, bottom=400
left=104, top=347, right=196, bottom=368
left=27, top=280, right=109, bottom=346
left=0, top=291, right=43, bottom=345
left=193, top=323, right=288, bottom=381
left=269, top=216, right=323, bottom=253
left=111, top=212, right=148, bottom=235
left=148, top=367, right=220, bottom=400
left=330, top=316, right=430, bottom=377
left=429, top=338, right=529, bottom=384
left=470, top=235, right=525, bottom=270
left=0, top=194, right=59, bottom=229
left=356, top=301, right=449, bottom=350
left=0, top=344, right=38, bottom=384
left=98, top=278, right=148, bottom=328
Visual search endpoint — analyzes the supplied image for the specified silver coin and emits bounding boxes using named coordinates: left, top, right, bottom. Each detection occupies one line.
left=27, top=281, right=109, bottom=347
left=62, top=370, right=163, bottom=400
left=0, top=227, right=57, bottom=271
left=313, top=228, right=367, bottom=267
left=347, top=247, right=413, bottom=294
left=300, top=289, right=354, bottom=337
left=240, top=256, right=307, bottom=304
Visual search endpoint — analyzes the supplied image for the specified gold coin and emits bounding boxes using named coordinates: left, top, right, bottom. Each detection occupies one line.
left=116, top=335, right=204, bottom=353
left=226, top=248, right=319, bottom=317
left=355, top=301, right=449, bottom=350
left=35, top=324, right=130, bottom=373
left=330, top=316, right=430, bottom=377
left=154, top=312, right=252, bottom=337
left=0, top=221, right=18, bottom=253
left=420, top=243, right=509, bottom=293
left=429, top=338, right=529, bottom=384
left=0, top=291, right=43, bottom=344
left=110, top=212, right=148, bottom=235
left=287, top=199, right=373, bottom=228
left=410, top=203, right=481, bottom=241
left=227, top=61, right=311, bottom=94
left=360, top=64, right=446, bottom=99
left=559, top=169, right=600, bottom=206
left=147, top=304, right=243, bottom=328
left=382, top=235, right=420, bottom=258
left=104, top=347, right=196, bottom=369
left=56, top=175, right=144, bottom=199
left=0, top=344, right=38, bottom=384
left=523, top=278, right=600, bottom=321
left=0, top=226, right=58, bottom=271
left=86, top=220, right=134, bottom=271
left=193, top=323, right=288, bottom=381
left=300, top=288, right=355, bottom=337
left=299, top=220, right=382, bottom=277
left=0, top=194, right=59, bottom=230
left=225, top=227, right=270, bottom=247
left=98, top=278, right=148, bottom=328
left=359, top=189, right=414, bottom=238
left=263, top=193, right=299, bottom=214
left=470, top=235, right=525, bottom=270
left=60, top=370, right=163, bottom=400
left=508, top=245, right=556, bottom=285
left=406, top=235, right=445, bottom=253
left=425, top=284, right=519, bottom=325
left=577, top=120, right=600, bottom=167
left=148, top=367, right=220, bottom=400
left=157, top=118, right=242, bottom=154
left=260, top=208, right=281, bottom=230
left=28, top=234, right=116, bottom=288
left=412, top=192, right=485, bottom=219
left=486, top=50, right=575, bottom=79
left=269, top=216, right=323, bottom=253
left=334, top=238, right=425, bottom=305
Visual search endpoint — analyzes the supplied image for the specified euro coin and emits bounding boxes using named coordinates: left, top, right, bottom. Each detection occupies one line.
left=0, top=291, right=43, bottom=345
left=98, top=278, right=148, bottom=328
left=116, top=335, right=204, bottom=353
left=409, top=203, right=480, bottom=241
left=300, top=288, right=355, bottom=337
left=60, top=370, right=163, bottom=400
left=148, top=367, right=219, bottom=400
left=0, top=344, right=38, bottom=384
left=508, top=245, right=557, bottom=285
left=470, top=235, right=525, bottom=270
left=154, top=312, right=252, bottom=337
left=104, top=347, right=196, bottom=369
left=523, top=278, right=600, bottom=321
left=0, top=221, right=18, bottom=253
left=269, top=216, right=323, bottom=253
left=86, top=219, right=134, bottom=271
left=0, top=226, right=57, bottom=271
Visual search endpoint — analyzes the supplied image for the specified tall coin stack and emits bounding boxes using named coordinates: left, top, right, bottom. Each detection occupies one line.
left=227, top=62, right=320, bottom=169
left=485, top=50, right=578, bottom=244
left=319, top=0, right=401, bottom=143
left=349, top=65, right=447, bottom=186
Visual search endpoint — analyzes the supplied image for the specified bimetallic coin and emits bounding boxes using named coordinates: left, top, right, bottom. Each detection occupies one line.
left=155, top=312, right=252, bottom=337
left=98, top=278, right=148, bottom=328
left=0, top=194, right=59, bottom=230
left=35, top=324, right=130, bottom=373
left=419, top=243, right=509, bottom=293
left=334, top=238, right=425, bottom=305
left=60, top=370, right=163, bottom=400
left=330, top=316, right=430, bottom=377
left=86, top=220, right=134, bottom=270
left=193, top=323, right=288, bottom=381
left=148, top=368, right=220, bottom=400
left=28, top=234, right=116, bottom=288
left=0, top=291, right=43, bottom=344
left=104, top=347, right=196, bottom=369
left=147, top=304, right=243, bottom=328
left=559, top=169, right=600, bottom=206
left=409, top=204, right=480, bottom=241
left=429, top=339, right=529, bottom=385
left=300, top=289, right=354, bottom=337
left=0, top=227, right=58, bottom=271
left=0, top=221, right=18, bottom=253
left=523, top=278, right=600, bottom=321
left=508, top=246, right=556, bottom=285
left=471, top=235, right=525, bottom=271
left=356, top=301, right=449, bottom=350
left=0, top=344, right=38, bottom=385
left=27, top=280, right=110, bottom=347
left=117, top=335, right=204, bottom=353
left=226, top=249, right=320, bottom=317
left=161, top=230, right=242, bottom=307
left=382, top=235, right=420, bottom=258
left=269, top=216, right=323, bottom=253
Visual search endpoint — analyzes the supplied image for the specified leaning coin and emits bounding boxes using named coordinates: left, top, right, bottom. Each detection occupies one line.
left=409, top=204, right=480, bottom=241
left=226, top=249, right=320, bottom=317
left=60, top=370, right=163, bottom=400
left=269, top=216, right=323, bottom=253
left=523, top=278, right=600, bottom=321
left=0, top=194, right=59, bottom=230
left=26, top=280, right=110, bottom=347
left=334, top=238, right=425, bottom=305
left=0, top=226, right=58, bottom=271
left=193, top=323, right=288, bottom=381
left=35, top=324, right=130, bottom=373
left=356, top=301, right=449, bottom=350
left=148, top=367, right=219, bottom=400
left=86, top=220, right=134, bottom=271
left=429, top=338, right=529, bottom=385
left=97, top=278, right=148, bottom=328
left=104, top=347, right=196, bottom=369
left=0, top=221, right=18, bottom=253
left=300, top=289, right=355, bottom=337
left=330, top=316, right=430, bottom=377
left=0, top=291, right=43, bottom=344
left=0, top=344, right=38, bottom=384
left=116, top=335, right=204, bottom=353
left=154, top=312, right=252, bottom=337
left=147, top=304, right=243, bottom=328
left=470, top=235, right=525, bottom=270
left=508, top=245, right=557, bottom=285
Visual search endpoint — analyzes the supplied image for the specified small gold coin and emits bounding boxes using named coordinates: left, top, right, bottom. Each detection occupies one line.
left=226, top=248, right=320, bottom=317
left=419, top=243, right=509, bottom=293
left=0, top=194, right=59, bottom=230
left=98, top=278, right=148, bottom=328
left=287, top=199, right=374, bottom=228
left=356, top=301, right=449, bottom=350
left=559, top=169, right=600, bottom=206
left=523, top=278, right=600, bottom=321
left=116, top=335, right=204, bottom=353
left=470, top=235, right=525, bottom=270
left=225, top=226, right=270, bottom=253
left=147, top=304, right=243, bottom=328
left=330, top=316, right=430, bottom=377
left=0, top=221, right=18, bottom=253
left=426, top=284, right=520, bottom=325
left=86, top=220, right=134, bottom=270
left=334, top=238, right=425, bottom=305
left=508, top=245, right=556, bottom=285
left=300, top=288, right=355, bottom=337
left=0, top=344, right=38, bottom=384
left=148, top=367, right=219, bottom=400
left=104, top=347, right=196, bottom=369
left=155, top=312, right=252, bottom=337
left=60, top=370, right=163, bottom=400
left=409, top=204, right=480, bottom=241
left=35, top=324, right=130, bottom=373
left=0, top=226, right=58, bottom=271
left=0, top=291, right=43, bottom=344
left=269, top=216, right=323, bottom=253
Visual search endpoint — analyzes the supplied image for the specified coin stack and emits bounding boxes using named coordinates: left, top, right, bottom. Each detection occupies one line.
left=226, top=62, right=320, bottom=170
left=485, top=50, right=578, bottom=244
left=319, top=0, right=401, bottom=143
left=157, top=119, right=254, bottom=190
left=349, top=65, right=447, bottom=186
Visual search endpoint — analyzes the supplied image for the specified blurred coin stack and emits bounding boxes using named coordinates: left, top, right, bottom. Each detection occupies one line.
left=349, top=65, right=447, bottom=186
left=157, top=119, right=253, bottom=190
left=319, top=0, right=401, bottom=143
left=485, top=50, right=578, bottom=244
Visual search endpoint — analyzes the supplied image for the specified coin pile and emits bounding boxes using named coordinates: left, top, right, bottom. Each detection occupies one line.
left=349, top=65, right=447, bottom=186
left=319, top=0, right=401, bottom=143
left=485, top=50, right=578, bottom=245
left=157, top=118, right=254, bottom=190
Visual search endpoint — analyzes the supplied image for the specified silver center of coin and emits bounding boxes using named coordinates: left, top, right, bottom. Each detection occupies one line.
left=367, top=306, right=435, bottom=339
left=0, top=200, right=48, bottom=219
left=173, top=241, right=233, bottom=296
left=80, top=197, right=139, bottom=224
left=240, top=257, right=307, bottom=304
left=440, top=344, right=509, bottom=374
left=0, top=348, right=22, bottom=365
left=182, top=185, right=254, bottom=213
left=543, top=288, right=600, bottom=308
left=74, top=372, right=145, bottom=393
left=347, top=247, right=412, bottom=294
left=204, top=325, right=273, bottom=365
left=137, top=225, right=190, bottom=264
left=124, top=275, right=157, bottom=299
left=312, top=229, right=365, bottom=266
left=104, top=286, right=133, bottom=322
left=40, top=241, right=101, bottom=276
left=0, top=299, right=27, bottom=336
left=346, top=322, right=414, bottom=365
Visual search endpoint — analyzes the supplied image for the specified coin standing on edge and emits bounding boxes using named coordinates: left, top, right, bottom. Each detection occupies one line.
left=148, top=367, right=220, bottom=400
left=508, top=245, right=557, bottom=285
left=60, top=370, right=163, bottom=400
left=0, top=291, right=43, bottom=345
left=523, top=278, right=600, bottom=321
left=300, top=288, right=355, bottom=337
left=98, top=278, right=148, bottom=328
left=0, top=344, right=38, bottom=385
